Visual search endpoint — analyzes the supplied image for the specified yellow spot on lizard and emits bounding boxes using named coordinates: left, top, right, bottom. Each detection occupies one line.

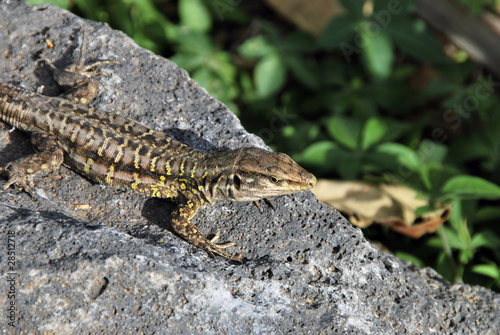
left=83, top=158, right=94, bottom=173
left=180, top=160, right=185, bottom=176
left=134, top=145, right=143, bottom=170
left=105, top=164, right=115, bottom=184
left=191, top=162, right=197, bottom=179
left=114, top=146, right=123, bottom=163
left=166, top=157, right=173, bottom=176
left=98, top=137, right=111, bottom=157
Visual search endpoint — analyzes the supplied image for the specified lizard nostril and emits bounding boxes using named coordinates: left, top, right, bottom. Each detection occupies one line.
left=309, top=175, right=317, bottom=188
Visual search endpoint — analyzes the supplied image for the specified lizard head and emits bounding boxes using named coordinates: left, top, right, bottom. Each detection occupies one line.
left=227, top=147, right=316, bottom=202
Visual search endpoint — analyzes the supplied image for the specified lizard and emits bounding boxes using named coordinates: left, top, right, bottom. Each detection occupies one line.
left=0, top=49, right=316, bottom=261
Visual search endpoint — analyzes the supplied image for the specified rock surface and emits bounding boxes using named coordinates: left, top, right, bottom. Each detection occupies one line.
left=0, top=1, right=499, bottom=334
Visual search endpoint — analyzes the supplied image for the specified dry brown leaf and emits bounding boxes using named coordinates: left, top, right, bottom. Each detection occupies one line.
left=383, top=212, right=450, bottom=239
left=263, top=0, right=344, bottom=36
left=312, top=179, right=450, bottom=237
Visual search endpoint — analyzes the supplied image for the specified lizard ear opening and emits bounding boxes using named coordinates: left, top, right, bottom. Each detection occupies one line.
left=233, top=175, right=242, bottom=190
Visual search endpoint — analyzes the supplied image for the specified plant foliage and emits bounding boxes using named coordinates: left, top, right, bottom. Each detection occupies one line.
left=27, top=0, right=500, bottom=291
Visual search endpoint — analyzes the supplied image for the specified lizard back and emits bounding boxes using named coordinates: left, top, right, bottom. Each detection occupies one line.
left=0, top=82, right=207, bottom=196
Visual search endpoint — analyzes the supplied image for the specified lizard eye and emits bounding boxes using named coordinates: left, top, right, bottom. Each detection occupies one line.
left=233, top=175, right=242, bottom=189
left=269, top=176, right=280, bottom=183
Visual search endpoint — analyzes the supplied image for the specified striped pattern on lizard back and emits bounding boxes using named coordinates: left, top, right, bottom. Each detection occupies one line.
left=0, top=82, right=208, bottom=199
left=0, top=57, right=316, bottom=261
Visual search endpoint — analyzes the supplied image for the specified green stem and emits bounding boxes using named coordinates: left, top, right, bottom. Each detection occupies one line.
left=437, top=225, right=461, bottom=283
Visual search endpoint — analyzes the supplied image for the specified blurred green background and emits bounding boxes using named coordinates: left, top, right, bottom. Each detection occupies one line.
left=26, top=0, right=500, bottom=291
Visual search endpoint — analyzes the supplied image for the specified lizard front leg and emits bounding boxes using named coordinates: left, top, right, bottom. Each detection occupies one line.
left=171, top=198, right=243, bottom=261
left=0, top=127, right=64, bottom=196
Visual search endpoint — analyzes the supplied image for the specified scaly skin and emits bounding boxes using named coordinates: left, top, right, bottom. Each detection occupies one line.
left=0, top=57, right=316, bottom=260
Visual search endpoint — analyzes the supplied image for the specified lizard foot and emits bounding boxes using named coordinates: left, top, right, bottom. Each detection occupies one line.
left=203, top=239, right=243, bottom=261
left=0, top=162, right=36, bottom=196
left=171, top=212, right=243, bottom=261
left=0, top=129, right=64, bottom=197
left=38, top=55, right=119, bottom=105
left=209, top=232, right=236, bottom=248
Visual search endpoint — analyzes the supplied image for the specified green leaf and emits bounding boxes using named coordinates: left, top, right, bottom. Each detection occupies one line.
left=375, top=142, right=421, bottom=172
left=442, top=226, right=464, bottom=250
left=418, top=162, right=457, bottom=194
left=470, top=230, right=500, bottom=249
left=254, top=52, right=286, bottom=97
left=458, top=248, right=474, bottom=265
left=192, top=67, right=218, bottom=93
left=415, top=204, right=434, bottom=217
left=207, top=0, right=250, bottom=23
left=174, top=33, right=213, bottom=55
left=469, top=233, right=491, bottom=250
left=447, top=199, right=469, bottom=239
left=361, top=30, right=394, bottom=81
left=394, top=251, right=425, bottom=267
left=319, top=16, right=358, bottom=49
left=426, top=236, right=443, bottom=249
left=472, top=264, right=500, bottom=280
left=418, top=140, right=448, bottom=164
left=179, top=0, right=212, bottom=33
left=239, top=71, right=257, bottom=101
left=361, top=117, right=388, bottom=150
left=297, top=141, right=338, bottom=167
left=363, top=116, right=409, bottom=144
left=28, top=0, right=71, bottom=9
left=170, top=53, right=204, bottom=71
left=475, top=206, right=500, bottom=223
left=238, top=35, right=275, bottom=59
left=205, top=51, right=237, bottom=83
left=192, top=67, right=238, bottom=108
left=435, top=250, right=455, bottom=282
left=385, top=18, right=448, bottom=63
left=440, top=176, right=500, bottom=200
left=326, top=116, right=362, bottom=150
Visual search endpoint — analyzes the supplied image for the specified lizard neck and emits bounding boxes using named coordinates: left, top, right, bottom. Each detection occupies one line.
left=197, top=149, right=243, bottom=202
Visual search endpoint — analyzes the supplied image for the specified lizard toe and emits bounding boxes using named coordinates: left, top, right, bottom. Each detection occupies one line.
left=1, top=164, right=36, bottom=196
left=207, top=244, right=243, bottom=261
left=208, top=232, right=236, bottom=249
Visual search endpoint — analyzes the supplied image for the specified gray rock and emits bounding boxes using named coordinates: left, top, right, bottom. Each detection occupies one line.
left=0, top=1, right=498, bottom=334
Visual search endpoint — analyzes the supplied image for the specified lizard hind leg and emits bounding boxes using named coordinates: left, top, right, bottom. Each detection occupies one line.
left=0, top=128, right=64, bottom=196
left=171, top=200, right=243, bottom=261
left=51, top=59, right=118, bottom=105
left=38, top=50, right=118, bottom=105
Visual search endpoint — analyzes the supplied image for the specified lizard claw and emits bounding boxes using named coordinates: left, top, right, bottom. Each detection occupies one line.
left=253, top=198, right=275, bottom=213
left=209, top=232, right=236, bottom=249
left=205, top=241, right=244, bottom=262
left=171, top=203, right=245, bottom=261
left=0, top=163, right=36, bottom=197
left=202, top=233, right=242, bottom=261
